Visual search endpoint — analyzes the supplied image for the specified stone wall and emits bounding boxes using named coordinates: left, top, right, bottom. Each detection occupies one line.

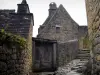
left=85, top=0, right=100, bottom=39
left=0, top=1, right=33, bottom=75
left=0, top=10, right=15, bottom=30
left=58, top=40, right=78, bottom=67
left=0, top=30, right=32, bottom=75
left=85, top=0, right=100, bottom=73
left=0, top=45, right=31, bottom=75
left=78, top=26, right=88, bottom=38
left=37, top=3, right=88, bottom=69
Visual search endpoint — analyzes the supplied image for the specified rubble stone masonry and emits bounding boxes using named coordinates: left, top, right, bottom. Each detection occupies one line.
left=0, top=45, right=32, bottom=75
left=85, top=0, right=100, bottom=73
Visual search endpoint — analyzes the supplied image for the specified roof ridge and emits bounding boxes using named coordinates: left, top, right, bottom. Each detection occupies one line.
left=38, top=4, right=72, bottom=35
left=21, top=0, right=27, bottom=4
left=58, top=4, right=72, bottom=19
left=38, top=8, right=59, bottom=34
left=58, top=4, right=79, bottom=26
left=38, top=4, right=79, bottom=35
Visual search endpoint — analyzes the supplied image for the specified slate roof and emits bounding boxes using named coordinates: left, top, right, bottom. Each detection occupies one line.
left=0, top=0, right=34, bottom=38
left=38, top=4, right=79, bottom=35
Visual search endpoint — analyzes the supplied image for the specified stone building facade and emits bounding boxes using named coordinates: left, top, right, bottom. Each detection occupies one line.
left=0, top=0, right=34, bottom=75
left=0, top=1, right=34, bottom=39
left=37, top=2, right=88, bottom=67
left=85, top=0, right=100, bottom=74
left=0, top=42, right=31, bottom=75
left=37, top=3, right=88, bottom=43
left=0, top=0, right=90, bottom=75
left=38, top=3, right=79, bottom=43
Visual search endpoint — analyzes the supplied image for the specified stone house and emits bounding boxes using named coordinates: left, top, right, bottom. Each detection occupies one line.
left=0, top=0, right=34, bottom=75
left=0, top=0, right=90, bottom=75
left=37, top=2, right=88, bottom=67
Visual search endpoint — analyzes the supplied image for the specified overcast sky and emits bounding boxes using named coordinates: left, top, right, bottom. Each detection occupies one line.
left=0, top=0, right=87, bottom=37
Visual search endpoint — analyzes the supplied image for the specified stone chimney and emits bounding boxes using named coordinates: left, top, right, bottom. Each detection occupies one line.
left=17, top=0, right=30, bottom=13
left=49, top=2, right=57, bottom=17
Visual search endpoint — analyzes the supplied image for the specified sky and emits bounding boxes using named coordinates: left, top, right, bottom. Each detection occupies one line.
left=0, top=0, right=87, bottom=37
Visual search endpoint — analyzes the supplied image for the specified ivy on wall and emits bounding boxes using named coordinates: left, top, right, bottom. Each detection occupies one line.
left=83, top=35, right=90, bottom=49
left=0, top=29, right=27, bottom=49
left=79, top=34, right=90, bottom=50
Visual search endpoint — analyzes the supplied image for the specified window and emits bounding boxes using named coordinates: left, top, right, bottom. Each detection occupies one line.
left=56, top=27, right=60, bottom=33
left=56, top=24, right=61, bottom=33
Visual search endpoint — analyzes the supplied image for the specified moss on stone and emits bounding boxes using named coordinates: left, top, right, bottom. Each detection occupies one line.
left=0, top=29, right=27, bottom=49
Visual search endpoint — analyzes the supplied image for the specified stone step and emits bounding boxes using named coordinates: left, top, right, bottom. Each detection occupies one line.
left=56, top=59, right=88, bottom=75
left=78, top=50, right=90, bottom=54
left=77, top=49, right=90, bottom=60
left=79, top=60, right=88, bottom=63
left=76, top=56, right=90, bottom=59
left=78, top=52, right=90, bottom=54
left=81, top=49, right=90, bottom=51
left=77, top=54, right=90, bottom=57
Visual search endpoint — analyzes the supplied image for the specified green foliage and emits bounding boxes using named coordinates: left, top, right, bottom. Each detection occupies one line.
left=83, top=35, right=90, bottom=48
left=79, top=34, right=90, bottom=49
left=1, top=29, right=4, bottom=33
left=0, top=30, right=27, bottom=49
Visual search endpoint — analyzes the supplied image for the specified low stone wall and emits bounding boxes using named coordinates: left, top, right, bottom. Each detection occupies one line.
left=0, top=45, right=31, bottom=75
left=58, top=40, right=78, bottom=67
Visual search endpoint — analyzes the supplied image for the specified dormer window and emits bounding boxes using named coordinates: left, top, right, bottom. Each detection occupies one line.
left=55, top=25, right=61, bottom=33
